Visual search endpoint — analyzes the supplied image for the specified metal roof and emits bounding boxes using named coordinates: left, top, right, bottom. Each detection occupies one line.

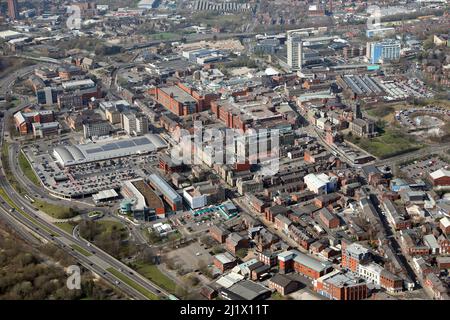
left=148, top=174, right=182, bottom=203
left=53, top=134, right=166, bottom=166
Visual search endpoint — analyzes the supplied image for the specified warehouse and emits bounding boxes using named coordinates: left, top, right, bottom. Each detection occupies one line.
left=53, top=134, right=167, bottom=167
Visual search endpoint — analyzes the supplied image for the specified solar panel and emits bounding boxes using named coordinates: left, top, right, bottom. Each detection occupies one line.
left=117, top=140, right=134, bottom=148
left=85, top=148, right=103, bottom=154
left=134, top=138, right=150, bottom=146
left=102, top=144, right=119, bottom=151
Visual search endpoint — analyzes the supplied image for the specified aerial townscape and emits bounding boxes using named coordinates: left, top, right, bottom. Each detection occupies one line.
left=0, top=0, right=449, bottom=304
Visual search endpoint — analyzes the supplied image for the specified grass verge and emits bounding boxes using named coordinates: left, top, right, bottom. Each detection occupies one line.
left=55, top=222, right=77, bottom=234
left=18, top=151, right=40, bottom=186
left=106, top=267, right=158, bottom=300
left=33, top=199, right=77, bottom=219
left=70, top=244, right=92, bottom=257
left=134, top=262, right=176, bottom=294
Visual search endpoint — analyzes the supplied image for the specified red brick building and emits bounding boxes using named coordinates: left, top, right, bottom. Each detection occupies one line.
left=430, top=168, right=450, bottom=187
left=209, top=224, right=230, bottom=244
left=278, top=250, right=333, bottom=280
left=314, top=270, right=369, bottom=300
left=341, top=243, right=371, bottom=272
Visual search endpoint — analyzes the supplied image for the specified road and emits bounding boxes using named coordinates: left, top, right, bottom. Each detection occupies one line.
left=0, top=114, right=172, bottom=300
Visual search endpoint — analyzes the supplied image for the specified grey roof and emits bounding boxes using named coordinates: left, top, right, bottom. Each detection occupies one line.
left=160, top=86, right=197, bottom=104
left=148, top=174, right=182, bottom=203
left=290, top=250, right=332, bottom=272
left=54, top=134, right=166, bottom=166
left=226, top=280, right=270, bottom=300
left=269, top=274, right=295, bottom=287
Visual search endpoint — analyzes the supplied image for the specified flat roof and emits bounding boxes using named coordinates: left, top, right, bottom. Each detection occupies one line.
left=160, top=86, right=197, bottom=104
left=93, top=189, right=118, bottom=201
left=132, top=179, right=164, bottom=209
left=148, top=174, right=182, bottom=203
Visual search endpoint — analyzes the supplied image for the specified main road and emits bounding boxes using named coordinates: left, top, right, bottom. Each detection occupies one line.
left=0, top=116, right=172, bottom=300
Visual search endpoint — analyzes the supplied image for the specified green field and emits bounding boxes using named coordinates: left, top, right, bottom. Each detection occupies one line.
left=347, top=128, right=423, bottom=159
left=134, top=263, right=177, bottom=294
left=33, top=199, right=77, bottom=219
left=18, top=152, right=40, bottom=186
left=70, top=244, right=92, bottom=257
left=106, top=267, right=158, bottom=300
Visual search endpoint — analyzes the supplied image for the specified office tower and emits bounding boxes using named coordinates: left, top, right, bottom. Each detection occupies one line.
left=287, top=33, right=304, bottom=70
left=367, top=40, right=401, bottom=64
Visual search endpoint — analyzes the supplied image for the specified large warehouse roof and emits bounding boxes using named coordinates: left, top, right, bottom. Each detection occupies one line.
left=53, top=134, right=167, bottom=166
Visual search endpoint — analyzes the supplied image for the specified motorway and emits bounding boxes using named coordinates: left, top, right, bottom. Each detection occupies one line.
left=0, top=68, right=174, bottom=300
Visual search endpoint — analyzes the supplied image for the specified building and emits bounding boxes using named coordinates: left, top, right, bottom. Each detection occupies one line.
left=214, top=252, right=238, bottom=273
left=209, top=224, right=230, bottom=244
left=341, top=243, right=371, bottom=273
left=32, top=122, right=60, bottom=138
left=148, top=174, right=183, bottom=212
left=219, top=280, right=271, bottom=300
left=182, top=181, right=225, bottom=209
left=14, top=110, right=55, bottom=135
left=154, top=85, right=198, bottom=116
left=440, top=217, right=450, bottom=235
left=430, top=168, right=450, bottom=187
left=287, top=31, right=304, bottom=70
left=226, top=233, right=249, bottom=255
left=317, top=207, right=340, bottom=229
left=36, top=87, right=58, bottom=105
left=122, top=112, right=149, bottom=136
left=304, top=173, right=337, bottom=195
left=268, top=274, right=300, bottom=296
left=350, top=119, right=376, bottom=138
left=53, top=134, right=166, bottom=167
left=83, top=120, right=111, bottom=139
left=278, top=250, right=333, bottom=279
left=8, top=0, right=19, bottom=20
left=314, top=270, right=368, bottom=300
left=367, top=40, right=401, bottom=64
left=382, top=199, right=410, bottom=230
left=121, top=179, right=165, bottom=220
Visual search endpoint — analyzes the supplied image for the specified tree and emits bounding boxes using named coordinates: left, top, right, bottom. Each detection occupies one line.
left=236, top=248, right=248, bottom=259
left=175, top=285, right=190, bottom=299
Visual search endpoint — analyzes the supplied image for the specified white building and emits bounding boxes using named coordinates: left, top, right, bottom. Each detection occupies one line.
left=357, top=262, right=383, bottom=286
left=287, top=32, right=304, bottom=70
left=304, top=173, right=337, bottom=194
left=122, top=112, right=149, bottom=136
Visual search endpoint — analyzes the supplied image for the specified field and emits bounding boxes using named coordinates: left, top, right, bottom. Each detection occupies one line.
left=33, top=199, right=77, bottom=219
left=347, top=127, right=423, bottom=159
